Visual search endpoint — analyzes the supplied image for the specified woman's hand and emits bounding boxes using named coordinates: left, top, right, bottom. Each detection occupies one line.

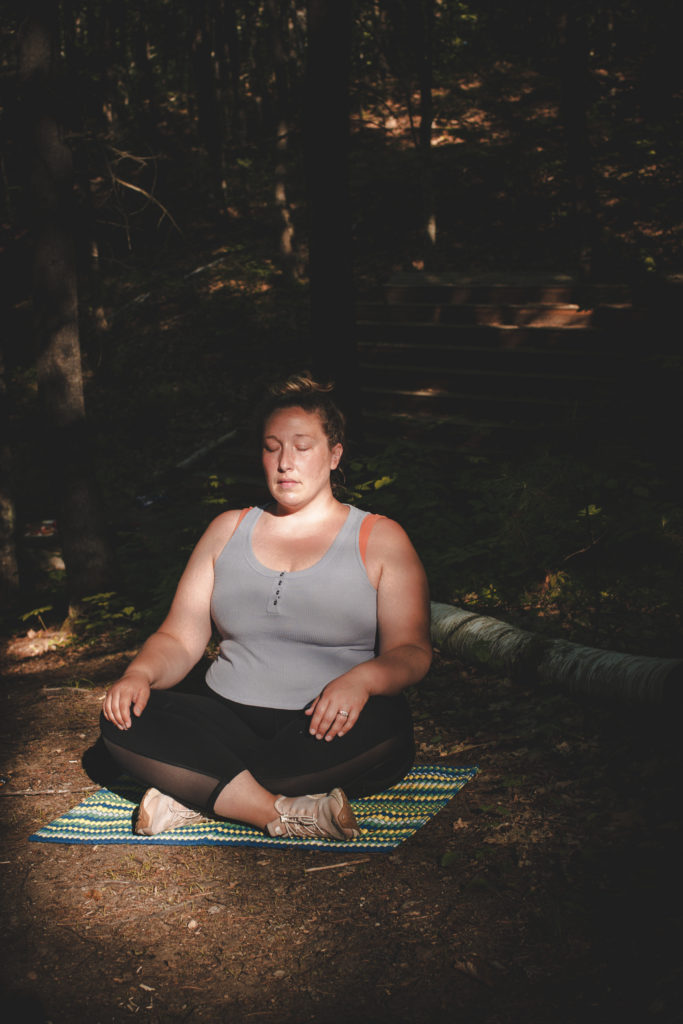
left=101, top=510, right=242, bottom=732
left=103, top=671, right=152, bottom=731
left=305, top=674, right=370, bottom=741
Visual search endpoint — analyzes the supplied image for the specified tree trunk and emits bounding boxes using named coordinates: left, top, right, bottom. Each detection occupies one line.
left=412, top=0, right=436, bottom=265
left=431, top=603, right=683, bottom=706
left=221, top=0, right=245, bottom=148
left=267, top=0, right=301, bottom=283
left=0, top=342, right=20, bottom=607
left=558, top=3, right=596, bottom=279
left=19, top=1, right=112, bottom=612
left=304, top=0, right=360, bottom=436
left=191, top=0, right=225, bottom=198
left=129, top=8, right=158, bottom=139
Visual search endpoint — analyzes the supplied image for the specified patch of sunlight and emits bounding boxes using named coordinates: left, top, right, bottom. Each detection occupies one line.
left=458, top=75, right=483, bottom=92
left=159, top=316, right=180, bottom=332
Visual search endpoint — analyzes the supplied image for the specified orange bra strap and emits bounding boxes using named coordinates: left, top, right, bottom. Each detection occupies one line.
left=235, top=507, right=252, bottom=529
left=359, top=513, right=385, bottom=568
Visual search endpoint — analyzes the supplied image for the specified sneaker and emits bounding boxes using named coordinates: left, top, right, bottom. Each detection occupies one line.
left=135, top=787, right=207, bottom=835
left=266, top=787, right=360, bottom=840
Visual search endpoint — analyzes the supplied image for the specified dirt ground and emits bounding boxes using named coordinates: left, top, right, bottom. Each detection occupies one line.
left=1, top=633, right=681, bottom=1024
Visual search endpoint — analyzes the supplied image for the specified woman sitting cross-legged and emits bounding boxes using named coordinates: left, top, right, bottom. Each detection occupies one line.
left=100, top=374, right=432, bottom=841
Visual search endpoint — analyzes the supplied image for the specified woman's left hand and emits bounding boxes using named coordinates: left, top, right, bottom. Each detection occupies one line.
left=305, top=676, right=370, bottom=741
left=306, top=517, right=432, bottom=742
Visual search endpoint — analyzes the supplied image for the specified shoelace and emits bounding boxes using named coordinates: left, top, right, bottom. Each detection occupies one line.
left=178, top=808, right=203, bottom=822
left=278, top=810, right=331, bottom=837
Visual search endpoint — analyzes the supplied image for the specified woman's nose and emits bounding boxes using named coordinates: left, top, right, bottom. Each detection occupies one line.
left=277, top=447, right=293, bottom=470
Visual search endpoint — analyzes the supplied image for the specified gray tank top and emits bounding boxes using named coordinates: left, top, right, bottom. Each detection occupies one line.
left=205, top=505, right=378, bottom=709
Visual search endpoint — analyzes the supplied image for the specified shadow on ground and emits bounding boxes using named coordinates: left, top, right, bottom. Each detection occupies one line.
left=0, top=637, right=681, bottom=1024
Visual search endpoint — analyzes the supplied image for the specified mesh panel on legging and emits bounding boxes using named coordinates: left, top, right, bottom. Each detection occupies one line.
left=100, top=687, right=415, bottom=812
left=103, top=729, right=413, bottom=810
left=101, top=740, right=224, bottom=813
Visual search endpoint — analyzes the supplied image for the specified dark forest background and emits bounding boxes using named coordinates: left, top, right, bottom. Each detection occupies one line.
left=1, top=0, right=681, bottom=659
left=2, top=11, right=682, bottom=1023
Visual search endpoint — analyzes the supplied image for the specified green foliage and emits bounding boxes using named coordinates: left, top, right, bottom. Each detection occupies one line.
left=74, top=592, right=142, bottom=636
left=20, top=606, right=53, bottom=631
left=343, top=440, right=683, bottom=655
left=62, top=677, right=96, bottom=690
left=3, top=0, right=681, bottom=663
left=111, top=513, right=206, bottom=633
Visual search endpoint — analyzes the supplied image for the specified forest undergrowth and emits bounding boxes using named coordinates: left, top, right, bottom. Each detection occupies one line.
left=3, top=44, right=682, bottom=664
left=1, top=17, right=682, bottom=1022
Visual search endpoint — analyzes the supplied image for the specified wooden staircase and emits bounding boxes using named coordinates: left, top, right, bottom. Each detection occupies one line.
left=355, top=272, right=658, bottom=453
left=199, top=271, right=678, bottom=498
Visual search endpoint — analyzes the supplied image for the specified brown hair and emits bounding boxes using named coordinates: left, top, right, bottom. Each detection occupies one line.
left=256, top=372, right=346, bottom=450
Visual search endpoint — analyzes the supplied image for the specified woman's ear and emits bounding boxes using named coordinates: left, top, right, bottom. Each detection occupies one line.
left=330, top=444, right=343, bottom=470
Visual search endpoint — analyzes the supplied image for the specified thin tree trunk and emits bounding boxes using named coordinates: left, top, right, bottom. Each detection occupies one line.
left=0, top=342, right=20, bottom=606
left=558, top=3, right=596, bottom=279
left=431, top=603, right=683, bottom=705
left=191, top=0, right=225, bottom=198
left=413, top=0, right=435, bottom=264
left=304, top=0, right=359, bottom=435
left=268, top=0, right=301, bottom=282
left=19, top=1, right=112, bottom=613
left=211, top=0, right=232, bottom=205
left=242, top=2, right=271, bottom=141
left=222, top=0, right=245, bottom=147
left=61, top=0, right=77, bottom=72
left=129, top=9, right=157, bottom=138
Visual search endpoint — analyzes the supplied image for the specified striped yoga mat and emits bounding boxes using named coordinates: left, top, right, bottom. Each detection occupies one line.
left=29, top=765, right=478, bottom=852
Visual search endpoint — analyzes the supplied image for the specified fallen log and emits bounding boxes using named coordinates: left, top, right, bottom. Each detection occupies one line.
left=430, top=602, right=683, bottom=704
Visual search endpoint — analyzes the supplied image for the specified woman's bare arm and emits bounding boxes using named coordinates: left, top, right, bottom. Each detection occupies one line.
left=102, top=510, right=241, bottom=729
left=306, top=517, right=432, bottom=740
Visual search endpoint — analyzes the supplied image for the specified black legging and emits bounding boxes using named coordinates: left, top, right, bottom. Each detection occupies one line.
left=100, top=684, right=414, bottom=815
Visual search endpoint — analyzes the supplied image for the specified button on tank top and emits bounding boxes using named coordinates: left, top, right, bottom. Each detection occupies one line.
left=206, top=505, right=378, bottom=709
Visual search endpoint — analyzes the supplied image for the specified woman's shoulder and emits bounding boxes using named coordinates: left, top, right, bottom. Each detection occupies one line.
left=365, top=513, right=414, bottom=550
left=208, top=506, right=251, bottom=530
left=199, top=507, right=257, bottom=561
left=356, top=510, right=421, bottom=586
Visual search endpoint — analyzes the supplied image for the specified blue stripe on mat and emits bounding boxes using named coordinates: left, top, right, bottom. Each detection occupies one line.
left=29, top=764, right=479, bottom=851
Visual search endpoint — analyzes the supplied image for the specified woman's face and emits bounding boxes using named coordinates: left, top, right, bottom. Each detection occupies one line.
left=262, top=406, right=342, bottom=511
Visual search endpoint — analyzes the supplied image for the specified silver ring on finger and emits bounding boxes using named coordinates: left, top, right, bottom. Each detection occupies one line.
left=337, top=709, right=350, bottom=718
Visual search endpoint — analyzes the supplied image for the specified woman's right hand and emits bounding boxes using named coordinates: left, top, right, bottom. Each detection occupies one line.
left=103, top=671, right=152, bottom=730
left=101, top=509, right=241, bottom=731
